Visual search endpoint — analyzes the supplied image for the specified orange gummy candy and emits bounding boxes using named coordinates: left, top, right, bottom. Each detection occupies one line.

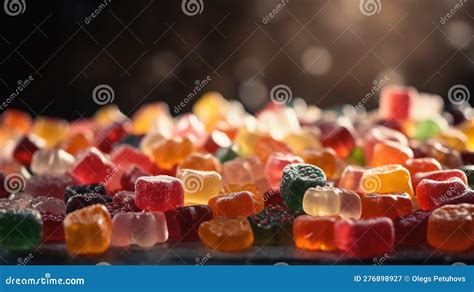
left=209, top=191, right=261, bottom=217
left=63, top=204, right=112, bottom=255
left=178, top=152, right=222, bottom=173
left=370, top=140, right=413, bottom=167
left=300, top=148, right=337, bottom=179
left=152, top=136, right=194, bottom=170
left=427, top=203, right=474, bottom=252
left=221, top=184, right=264, bottom=213
left=198, top=217, right=254, bottom=252
left=293, top=215, right=339, bottom=251
left=361, top=193, right=412, bottom=219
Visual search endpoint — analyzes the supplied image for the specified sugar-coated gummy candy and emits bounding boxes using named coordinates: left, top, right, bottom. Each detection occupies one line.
left=28, top=196, right=66, bottom=214
left=64, top=183, right=107, bottom=203
left=135, top=175, right=184, bottom=212
left=280, top=163, right=326, bottom=211
left=25, top=174, right=76, bottom=200
left=335, top=217, right=394, bottom=258
left=293, top=215, right=339, bottom=251
left=393, top=209, right=430, bottom=246
left=427, top=204, right=474, bottom=251
left=177, top=169, right=222, bottom=205
left=416, top=177, right=467, bottom=210
left=104, top=201, right=140, bottom=218
left=198, top=217, right=254, bottom=252
left=111, top=212, right=168, bottom=247
left=248, top=206, right=297, bottom=245
left=121, top=165, right=150, bottom=192
left=0, top=209, right=43, bottom=251
left=263, top=188, right=285, bottom=208
left=412, top=169, right=468, bottom=190
left=66, top=193, right=112, bottom=214
left=64, top=204, right=112, bottom=255
left=165, top=205, right=213, bottom=242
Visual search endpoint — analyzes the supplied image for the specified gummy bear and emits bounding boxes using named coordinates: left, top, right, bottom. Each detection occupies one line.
left=111, top=212, right=168, bottom=247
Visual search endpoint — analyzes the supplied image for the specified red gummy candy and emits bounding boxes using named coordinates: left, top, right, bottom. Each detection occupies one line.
left=69, top=147, right=116, bottom=185
left=320, top=125, right=356, bottom=159
left=412, top=169, right=467, bottom=190
left=41, top=211, right=65, bottom=242
left=96, top=122, right=129, bottom=153
left=335, top=217, right=394, bottom=258
left=393, top=209, right=431, bottom=246
left=135, top=175, right=184, bottom=212
left=0, top=172, right=10, bottom=198
left=165, top=205, right=213, bottom=242
left=13, top=135, right=43, bottom=167
left=416, top=177, right=467, bottom=210
left=110, top=145, right=154, bottom=173
left=120, top=165, right=150, bottom=192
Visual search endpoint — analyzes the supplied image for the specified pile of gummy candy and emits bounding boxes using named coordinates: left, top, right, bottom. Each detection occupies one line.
left=1, top=85, right=474, bottom=259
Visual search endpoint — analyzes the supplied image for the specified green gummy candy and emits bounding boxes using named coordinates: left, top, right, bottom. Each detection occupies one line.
left=280, top=163, right=326, bottom=211
left=248, top=207, right=299, bottom=245
left=216, top=146, right=239, bottom=163
left=414, top=119, right=442, bottom=140
left=0, top=209, right=43, bottom=251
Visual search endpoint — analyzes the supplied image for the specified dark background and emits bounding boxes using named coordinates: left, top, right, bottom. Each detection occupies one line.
left=0, top=0, right=473, bottom=120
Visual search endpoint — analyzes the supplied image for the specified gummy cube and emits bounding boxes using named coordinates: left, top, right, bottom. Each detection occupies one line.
left=248, top=206, right=296, bottom=245
left=111, top=212, right=168, bottom=247
left=427, top=204, right=474, bottom=251
left=64, top=204, right=112, bottom=255
left=176, top=169, right=222, bottom=205
left=335, top=217, right=394, bottom=258
left=293, top=215, right=339, bottom=251
left=198, top=217, right=254, bottom=252
left=280, top=163, right=326, bottom=211
left=393, top=209, right=430, bottom=246
left=165, top=205, right=213, bottom=242
left=416, top=177, right=467, bottom=210
left=361, top=193, right=412, bottom=219
left=0, top=209, right=42, bottom=251
left=360, top=164, right=413, bottom=197
left=69, top=147, right=116, bottom=185
left=264, top=152, right=304, bottom=188
left=303, top=186, right=361, bottom=219
left=135, top=175, right=184, bottom=211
